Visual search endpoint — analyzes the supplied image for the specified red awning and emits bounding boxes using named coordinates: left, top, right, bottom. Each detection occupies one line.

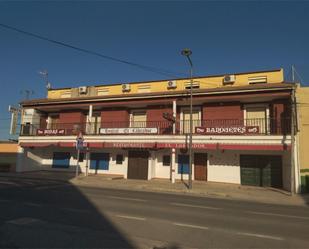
left=88, top=142, right=105, bottom=148
left=19, top=142, right=58, bottom=148
left=219, top=144, right=290, bottom=151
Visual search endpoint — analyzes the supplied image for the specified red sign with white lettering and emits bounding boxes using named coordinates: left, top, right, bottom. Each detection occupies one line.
left=195, top=126, right=259, bottom=135
left=37, top=129, right=66, bottom=136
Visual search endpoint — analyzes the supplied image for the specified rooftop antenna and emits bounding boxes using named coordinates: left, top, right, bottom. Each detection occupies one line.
left=292, top=65, right=295, bottom=83
left=39, top=69, right=51, bottom=89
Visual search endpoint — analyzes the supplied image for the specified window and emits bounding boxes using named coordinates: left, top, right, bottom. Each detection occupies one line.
left=97, top=88, right=109, bottom=96
left=248, top=76, right=267, bottom=84
left=137, top=85, right=151, bottom=93
left=53, top=152, right=70, bottom=168
left=60, top=90, right=72, bottom=98
left=116, top=154, right=123, bottom=165
left=163, top=155, right=171, bottom=166
left=86, top=113, right=101, bottom=134
left=181, top=108, right=201, bottom=134
left=245, top=105, right=269, bottom=134
left=47, top=114, right=59, bottom=129
left=185, top=81, right=200, bottom=89
left=130, top=111, right=147, bottom=128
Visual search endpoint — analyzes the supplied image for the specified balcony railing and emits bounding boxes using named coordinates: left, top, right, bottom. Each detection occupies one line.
left=20, top=118, right=291, bottom=136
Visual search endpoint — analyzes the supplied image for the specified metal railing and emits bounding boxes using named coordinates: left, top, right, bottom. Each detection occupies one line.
left=20, top=118, right=291, bottom=136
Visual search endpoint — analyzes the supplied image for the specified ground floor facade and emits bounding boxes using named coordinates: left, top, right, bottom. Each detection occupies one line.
left=16, top=146, right=292, bottom=191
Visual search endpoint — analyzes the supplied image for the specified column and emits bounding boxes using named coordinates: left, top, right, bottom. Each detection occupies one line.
left=173, top=100, right=177, bottom=134
left=171, top=148, right=176, bottom=183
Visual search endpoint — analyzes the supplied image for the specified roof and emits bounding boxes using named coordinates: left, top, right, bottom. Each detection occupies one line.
left=48, top=68, right=283, bottom=90
left=21, top=82, right=295, bottom=107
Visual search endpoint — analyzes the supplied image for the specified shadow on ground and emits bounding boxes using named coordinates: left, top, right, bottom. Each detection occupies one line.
left=0, top=171, right=135, bottom=248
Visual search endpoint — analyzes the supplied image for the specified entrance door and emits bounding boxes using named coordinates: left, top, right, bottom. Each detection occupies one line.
left=194, top=153, right=207, bottom=181
left=127, top=151, right=149, bottom=180
left=90, top=153, right=109, bottom=172
left=240, top=155, right=282, bottom=188
left=52, top=152, right=70, bottom=168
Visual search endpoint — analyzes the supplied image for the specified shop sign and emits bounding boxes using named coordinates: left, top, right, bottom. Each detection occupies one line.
left=105, top=142, right=155, bottom=148
left=37, top=129, right=65, bottom=135
left=195, top=126, right=259, bottom=135
left=156, top=143, right=217, bottom=149
left=100, top=127, right=158, bottom=134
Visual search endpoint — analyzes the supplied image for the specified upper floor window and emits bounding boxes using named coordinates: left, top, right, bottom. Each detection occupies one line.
left=180, top=107, right=201, bottom=134
left=248, top=76, right=267, bottom=84
left=97, top=88, right=109, bottom=96
left=245, top=104, right=269, bottom=134
left=137, top=85, right=151, bottom=93
left=60, top=91, right=71, bottom=98
left=130, top=110, right=147, bottom=128
left=47, top=114, right=59, bottom=129
left=185, top=81, right=200, bottom=89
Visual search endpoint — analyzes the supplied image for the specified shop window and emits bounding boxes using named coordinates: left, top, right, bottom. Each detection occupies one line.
left=116, top=154, right=123, bottom=165
left=163, top=155, right=171, bottom=166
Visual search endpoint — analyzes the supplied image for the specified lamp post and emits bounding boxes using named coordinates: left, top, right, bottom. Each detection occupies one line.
left=181, top=48, right=193, bottom=189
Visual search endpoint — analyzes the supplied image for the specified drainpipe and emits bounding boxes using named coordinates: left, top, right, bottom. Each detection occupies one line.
left=173, top=100, right=177, bottom=134
left=290, top=86, right=296, bottom=194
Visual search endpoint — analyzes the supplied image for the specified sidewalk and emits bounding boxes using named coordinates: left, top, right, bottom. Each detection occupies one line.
left=71, top=174, right=309, bottom=207
left=1, top=171, right=309, bottom=207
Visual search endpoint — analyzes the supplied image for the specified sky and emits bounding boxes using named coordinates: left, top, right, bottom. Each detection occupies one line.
left=0, top=0, right=308, bottom=140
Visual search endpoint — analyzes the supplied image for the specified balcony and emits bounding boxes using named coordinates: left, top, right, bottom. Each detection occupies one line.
left=20, top=118, right=291, bottom=136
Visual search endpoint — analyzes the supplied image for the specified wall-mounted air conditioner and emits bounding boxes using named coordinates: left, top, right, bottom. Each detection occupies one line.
left=122, top=84, right=131, bottom=92
left=167, top=80, right=177, bottom=89
left=78, top=86, right=88, bottom=94
left=223, top=75, right=235, bottom=84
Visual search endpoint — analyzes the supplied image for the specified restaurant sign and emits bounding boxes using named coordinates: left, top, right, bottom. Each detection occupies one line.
left=37, top=129, right=65, bottom=136
left=100, top=127, right=158, bottom=134
left=195, top=126, right=259, bottom=135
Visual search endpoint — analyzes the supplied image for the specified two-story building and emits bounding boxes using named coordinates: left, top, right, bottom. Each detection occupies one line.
left=17, top=68, right=305, bottom=192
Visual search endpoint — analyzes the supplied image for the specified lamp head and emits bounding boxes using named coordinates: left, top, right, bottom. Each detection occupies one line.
left=181, top=48, right=192, bottom=57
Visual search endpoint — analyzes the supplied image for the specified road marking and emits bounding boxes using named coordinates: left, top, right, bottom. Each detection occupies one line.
left=115, top=215, right=146, bottom=221
left=173, top=223, right=209, bottom=230
left=108, top=196, right=147, bottom=202
left=35, top=184, right=70, bottom=190
left=24, top=202, right=42, bottom=207
left=61, top=208, right=91, bottom=214
left=171, top=202, right=222, bottom=210
left=236, top=232, right=284, bottom=241
left=246, top=211, right=309, bottom=220
left=7, top=217, right=42, bottom=225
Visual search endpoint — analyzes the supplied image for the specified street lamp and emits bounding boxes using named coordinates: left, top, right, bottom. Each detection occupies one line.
left=181, top=48, right=193, bottom=189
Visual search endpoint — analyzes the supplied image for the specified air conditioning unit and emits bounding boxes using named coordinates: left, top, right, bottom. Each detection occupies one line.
left=223, top=75, right=235, bottom=84
left=167, top=80, right=177, bottom=89
left=122, top=84, right=131, bottom=92
left=78, top=86, right=88, bottom=94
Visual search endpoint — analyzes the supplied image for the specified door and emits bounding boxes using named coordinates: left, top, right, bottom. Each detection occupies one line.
left=127, top=151, right=149, bottom=180
left=178, top=154, right=189, bottom=174
left=194, top=153, right=207, bottom=181
left=181, top=110, right=200, bottom=134
left=240, top=155, right=282, bottom=188
left=90, top=153, right=109, bottom=172
left=52, top=152, right=70, bottom=168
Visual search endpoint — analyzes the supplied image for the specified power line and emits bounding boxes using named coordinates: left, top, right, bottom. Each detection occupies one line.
left=0, top=23, right=184, bottom=78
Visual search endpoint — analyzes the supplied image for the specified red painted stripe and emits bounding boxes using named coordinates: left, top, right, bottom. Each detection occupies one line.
left=219, top=144, right=290, bottom=151
left=88, top=142, right=105, bottom=148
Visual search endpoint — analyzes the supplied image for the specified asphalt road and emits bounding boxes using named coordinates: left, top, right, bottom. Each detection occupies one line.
left=0, top=176, right=309, bottom=249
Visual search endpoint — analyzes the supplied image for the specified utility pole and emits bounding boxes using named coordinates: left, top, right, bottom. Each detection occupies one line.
left=181, top=48, right=193, bottom=190
left=292, top=65, right=295, bottom=83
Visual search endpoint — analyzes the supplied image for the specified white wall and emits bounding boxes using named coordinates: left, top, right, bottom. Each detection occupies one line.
left=208, top=151, right=240, bottom=184
left=155, top=149, right=171, bottom=179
